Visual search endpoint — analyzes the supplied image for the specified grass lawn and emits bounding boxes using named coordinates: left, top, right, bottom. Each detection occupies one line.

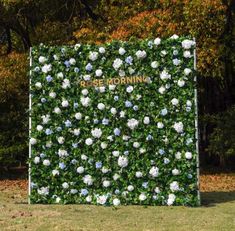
left=0, top=174, right=235, bottom=231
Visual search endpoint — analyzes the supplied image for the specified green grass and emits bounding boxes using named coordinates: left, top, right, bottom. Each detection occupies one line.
left=0, top=187, right=235, bottom=231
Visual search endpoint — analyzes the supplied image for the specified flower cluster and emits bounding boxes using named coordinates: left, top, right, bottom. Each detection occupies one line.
left=30, top=37, right=199, bottom=206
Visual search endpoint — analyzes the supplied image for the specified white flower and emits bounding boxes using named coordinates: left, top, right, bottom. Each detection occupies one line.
left=62, top=79, right=70, bottom=89
left=186, top=100, right=192, bottom=107
left=97, top=195, right=107, bottom=205
left=35, top=82, right=42, bottom=89
left=101, top=167, right=109, bottom=174
left=69, top=58, right=76, bottom=65
left=57, top=72, right=64, bottom=79
left=55, top=197, right=61, bottom=203
left=30, top=138, right=37, bottom=145
left=57, top=136, right=65, bottom=144
left=77, top=166, right=85, bottom=174
left=95, top=69, right=103, bottom=77
left=73, top=128, right=80, bottom=136
left=112, top=151, right=120, bottom=157
left=175, top=152, right=182, bottom=159
left=34, top=156, right=40, bottom=164
left=85, top=138, right=93, bottom=146
left=38, top=56, right=47, bottom=63
left=113, top=173, right=120, bottom=181
left=42, top=64, right=52, bottom=73
left=151, top=61, right=159, bottom=69
left=120, top=111, right=125, bottom=118
left=110, top=107, right=117, bottom=115
left=135, top=171, right=143, bottom=178
left=91, top=128, right=102, bottom=138
left=80, top=96, right=91, bottom=107
left=109, top=85, right=116, bottom=90
left=170, top=181, right=180, bottom=192
left=97, top=103, right=105, bottom=110
left=119, top=47, right=126, bottom=55
left=149, top=166, right=159, bottom=177
left=118, top=156, right=128, bottom=168
left=171, top=98, right=179, bottom=106
left=36, top=125, right=43, bottom=131
left=136, top=50, right=147, bottom=59
left=86, top=195, right=92, bottom=202
left=184, top=68, right=192, bottom=76
left=103, top=180, right=111, bottom=187
left=41, top=114, right=50, bottom=124
left=154, top=38, right=161, bottom=45
left=62, top=182, right=69, bottom=189
left=154, top=187, right=160, bottom=193
left=140, top=148, right=146, bottom=154
left=43, top=159, right=50, bottom=166
left=74, top=43, right=81, bottom=50
left=173, top=58, right=181, bottom=66
left=126, top=86, right=134, bottom=93
left=119, top=70, right=125, bottom=78
left=158, top=86, right=166, bottom=94
left=172, top=168, right=180, bottom=175
left=58, top=149, right=68, bottom=158
left=183, top=51, right=191, bottom=58
left=143, top=116, right=150, bottom=124
left=37, top=186, right=49, bottom=196
left=127, top=118, right=139, bottom=130
left=113, top=58, right=123, bottom=70
left=161, top=50, right=167, bottom=56
left=75, top=112, right=82, bottom=120
left=157, top=122, right=164, bottom=129
left=101, top=142, right=107, bottom=149
left=83, top=75, right=91, bottom=81
left=127, top=185, right=134, bottom=191
left=128, top=67, right=135, bottom=74
left=113, top=198, right=120, bottom=206
left=160, top=69, right=171, bottom=80
left=170, top=34, right=179, bottom=39
left=81, top=154, right=88, bottom=160
left=52, top=169, right=59, bottom=176
left=139, top=193, right=147, bottom=201
left=81, top=89, right=88, bottom=96
left=89, top=51, right=98, bottom=61
left=161, top=108, right=168, bottom=116
left=177, top=79, right=185, bottom=87
left=173, top=122, right=184, bottom=133
left=133, top=142, right=140, bottom=148
left=99, top=47, right=105, bottom=53
left=83, top=175, right=93, bottom=185
left=53, top=107, right=61, bottom=114
left=98, top=86, right=106, bottom=93
left=167, top=194, right=176, bottom=206
left=62, top=100, right=69, bottom=107
left=185, top=152, right=192, bottom=159
left=49, top=92, right=56, bottom=98
left=182, top=39, right=195, bottom=49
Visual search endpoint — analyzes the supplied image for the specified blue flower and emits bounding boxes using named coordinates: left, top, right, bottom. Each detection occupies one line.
left=115, top=189, right=120, bottom=195
left=74, top=102, right=79, bottom=108
left=34, top=67, right=40, bottom=72
left=64, top=120, right=72, bottom=127
left=95, top=161, right=102, bottom=169
left=125, top=100, right=132, bottom=108
left=124, top=150, right=129, bottom=155
left=102, top=118, right=109, bottom=125
left=71, top=159, right=78, bottom=164
left=46, top=75, right=53, bottom=82
left=40, top=153, right=45, bottom=158
left=159, top=149, right=165, bottom=155
left=74, top=67, right=80, bottom=73
left=146, top=134, right=153, bottom=141
left=142, top=182, right=148, bottom=188
left=81, top=188, right=88, bottom=196
left=148, top=40, right=153, bottom=48
left=45, top=128, right=52, bottom=135
left=72, top=143, right=78, bottom=148
left=133, top=105, right=138, bottom=111
left=114, top=95, right=119, bottom=101
left=85, top=63, right=93, bottom=71
left=125, top=56, right=133, bottom=64
left=114, top=128, right=121, bottom=136
left=59, top=162, right=66, bottom=169
left=93, top=119, right=99, bottom=124
left=56, top=127, right=62, bottom=132
left=160, top=108, right=168, bottom=116
left=64, top=60, right=70, bottom=68
left=41, top=98, right=46, bottom=103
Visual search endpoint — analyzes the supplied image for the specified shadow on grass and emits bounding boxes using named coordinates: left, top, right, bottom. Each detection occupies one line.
left=201, top=191, right=235, bottom=207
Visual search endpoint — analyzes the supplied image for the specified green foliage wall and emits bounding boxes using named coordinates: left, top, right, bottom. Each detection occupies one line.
left=30, top=37, right=199, bottom=206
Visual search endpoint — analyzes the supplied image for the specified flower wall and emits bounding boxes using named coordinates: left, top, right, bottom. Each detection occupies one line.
left=29, top=36, right=200, bottom=206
